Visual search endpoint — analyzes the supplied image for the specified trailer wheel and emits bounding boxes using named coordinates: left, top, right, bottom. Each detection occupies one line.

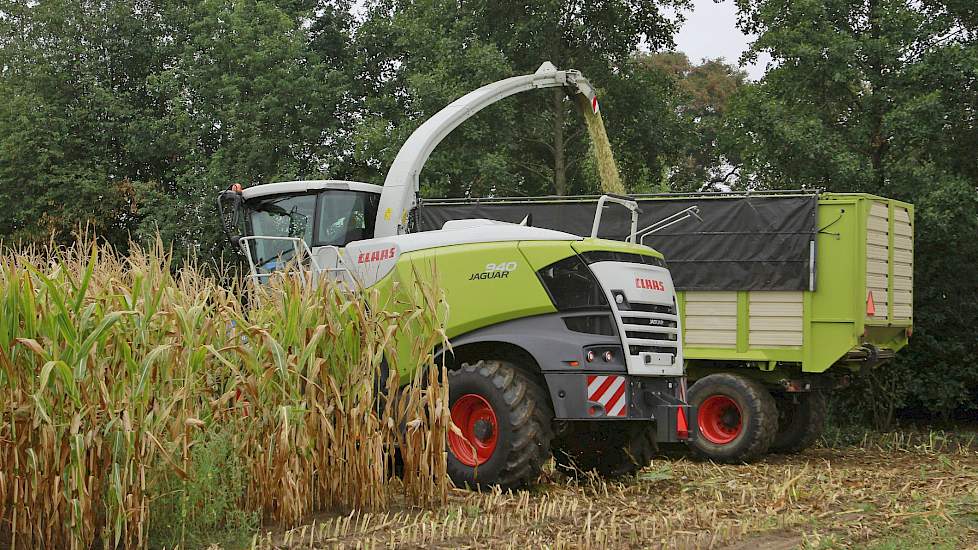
left=552, top=422, right=656, bottom=478
left=687, top=373, right=777, bottom=463
left=770, top=391, right=828, bottom=454
left=447, top=360, right=553, bottom=490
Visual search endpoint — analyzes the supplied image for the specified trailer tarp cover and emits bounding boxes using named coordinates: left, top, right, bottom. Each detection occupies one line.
left=418, top=195, right=818, bottom=291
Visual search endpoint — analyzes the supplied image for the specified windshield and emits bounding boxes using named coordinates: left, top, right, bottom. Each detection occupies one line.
left=246, top=194, right=315, bottom=269
left=243, top=190, right=379, bottom=269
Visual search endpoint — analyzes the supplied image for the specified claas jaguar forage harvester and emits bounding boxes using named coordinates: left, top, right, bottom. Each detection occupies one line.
left=219, top=63, right=694, bottom=488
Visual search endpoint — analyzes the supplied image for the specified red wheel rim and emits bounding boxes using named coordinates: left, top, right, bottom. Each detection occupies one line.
left=448, top=394, right=498, bottom=466
left=698, top=395, right=743, bottom=444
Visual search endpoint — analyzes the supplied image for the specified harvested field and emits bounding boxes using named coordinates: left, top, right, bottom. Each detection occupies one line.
left=257, top=433, right=978, bottom=549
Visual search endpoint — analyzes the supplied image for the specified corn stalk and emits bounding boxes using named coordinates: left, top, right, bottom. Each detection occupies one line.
left=0, top=239, right=449, bottom=548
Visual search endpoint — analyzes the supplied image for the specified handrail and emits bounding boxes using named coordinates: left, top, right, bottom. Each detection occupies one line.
left=236, top=236, right=354, bottom=288
left=591, top=194, right=639, bottom=243
left=637, top=206, right=702, bottom=246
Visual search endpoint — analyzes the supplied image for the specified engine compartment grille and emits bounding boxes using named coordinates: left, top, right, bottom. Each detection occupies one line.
left=612, top=296, right=680, bottom=358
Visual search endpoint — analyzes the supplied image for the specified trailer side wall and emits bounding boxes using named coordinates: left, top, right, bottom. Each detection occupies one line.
left=680, top=194, right=913, bottom=374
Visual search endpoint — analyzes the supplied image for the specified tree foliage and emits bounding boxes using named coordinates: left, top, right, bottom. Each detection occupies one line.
left=1, top=0, right=975, bottom=420
left=0, top=0, right=356, bottom=261
left=725, top=0, right=978, bottom=419
left=638, top=51, right=748, bottom=190
left=0, top=0, right=704, bottom=251
left=345, top=0, right=696, bottom=198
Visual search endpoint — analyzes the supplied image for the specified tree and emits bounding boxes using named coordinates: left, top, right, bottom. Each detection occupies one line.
left=0, top=0, right=357, bottom=263
left=135, top=0, right=355, bottom=261
left=348, top=0, right=692, bottom=198
left=635, top=52, right=748, bottom=191
left=0, top=0, right=170, bottom=246
left=724, top=0, right=978, bottom=420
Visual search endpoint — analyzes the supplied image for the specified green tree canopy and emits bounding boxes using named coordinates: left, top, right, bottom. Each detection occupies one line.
left=347, top=0, right=694, bottom=198
left=723, top=0, right=978, bottom=418
left=0, top=0, right=357, bottom=262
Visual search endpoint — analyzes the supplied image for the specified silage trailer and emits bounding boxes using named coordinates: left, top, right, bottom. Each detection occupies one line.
left=418, top=191, right=915, bottom=461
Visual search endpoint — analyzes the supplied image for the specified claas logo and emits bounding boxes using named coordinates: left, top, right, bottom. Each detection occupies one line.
left=636, top=278, right=666, bottom=291
left=357, top=247, right=396, bottom=264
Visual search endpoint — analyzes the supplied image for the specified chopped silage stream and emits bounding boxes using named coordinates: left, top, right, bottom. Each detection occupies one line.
left=576, top=93, right=626, bottom=196
left=257, top=437, right=978, bottom=549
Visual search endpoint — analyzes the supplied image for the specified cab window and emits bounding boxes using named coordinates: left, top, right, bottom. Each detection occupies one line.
left=316, top=190, right=378, bottom=246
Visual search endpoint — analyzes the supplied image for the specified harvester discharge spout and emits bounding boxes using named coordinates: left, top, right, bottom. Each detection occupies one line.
left=374, top=61, right=598, bottom=237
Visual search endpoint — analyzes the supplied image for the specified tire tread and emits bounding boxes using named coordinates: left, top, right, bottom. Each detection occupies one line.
left=771, top=391, right=828, bottom=454
left=448, top=360, right=553, bottom=489
left=688, top=373, right=778, bottom=463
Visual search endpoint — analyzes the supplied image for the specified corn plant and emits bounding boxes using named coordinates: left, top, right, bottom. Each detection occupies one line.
left=0, top=239, right=449, bottom=549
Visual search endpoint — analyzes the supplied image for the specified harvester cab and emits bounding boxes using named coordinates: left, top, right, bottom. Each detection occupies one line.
left=219, top=62, right=694, bottom=489
left=219, top=180, right=381, bottom=286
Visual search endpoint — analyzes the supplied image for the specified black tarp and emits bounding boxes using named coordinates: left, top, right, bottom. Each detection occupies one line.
left=417, top=195, right=818, bottom=291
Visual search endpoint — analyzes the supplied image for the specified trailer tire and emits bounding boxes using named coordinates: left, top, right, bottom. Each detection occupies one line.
left=552, top=422, right=657, bottom=478
left=687, top=373, right=777, bottom=463
left=770, top=391, right=828, bottom=454
left=447, top=360, right=553, bottom=490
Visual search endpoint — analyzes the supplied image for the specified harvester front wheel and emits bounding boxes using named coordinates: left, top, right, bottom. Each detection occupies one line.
left=552, top=422, right=657, bottom=478
left=687, top=373, right=777, bottom=463
left=770, top=391, right=828, bottom=454
left=446, top=360, right=553, bottom=490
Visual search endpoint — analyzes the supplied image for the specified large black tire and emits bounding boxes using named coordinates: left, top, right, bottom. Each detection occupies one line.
left=770, top=391, right=828, bottom=453
left=553, top=422, right=657, bottom=478
left=687, top=373, right=778, bottom=463
left=446, top=360, right=553, bottom=490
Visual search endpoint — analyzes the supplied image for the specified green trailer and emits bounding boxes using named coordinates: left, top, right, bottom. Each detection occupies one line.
left=677, top=193, right=913, bottom=460
left=418, top=191, right=915, bottom=461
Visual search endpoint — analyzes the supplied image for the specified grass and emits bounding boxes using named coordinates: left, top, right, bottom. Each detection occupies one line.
left=0, top=239, right=450, bottom=548
left=256, top=432, right=978, bottom=549
left=821, top=424, right=978, bottom=454
left=148, top=426, right=258, bottom=549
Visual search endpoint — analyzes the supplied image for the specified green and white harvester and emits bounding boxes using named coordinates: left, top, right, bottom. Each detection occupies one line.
left=219, top=63, right=694, bottom=489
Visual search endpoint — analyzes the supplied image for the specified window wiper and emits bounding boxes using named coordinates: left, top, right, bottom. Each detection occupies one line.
left=254, top=246, right=297, bottom=271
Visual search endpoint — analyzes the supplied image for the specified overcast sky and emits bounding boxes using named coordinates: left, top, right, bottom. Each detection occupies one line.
left=673, top=0, right=772, bottom=80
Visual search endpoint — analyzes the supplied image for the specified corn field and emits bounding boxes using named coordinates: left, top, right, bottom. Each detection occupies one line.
left=0, top=240, right=450, bottom=549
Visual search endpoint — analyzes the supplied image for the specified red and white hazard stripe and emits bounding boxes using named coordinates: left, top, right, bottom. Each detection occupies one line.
left=586, top=375, right=627, bottom=417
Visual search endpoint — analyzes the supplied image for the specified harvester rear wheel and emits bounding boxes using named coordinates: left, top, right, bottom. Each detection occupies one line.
left=687, top=373, right=777, bottom=463
left=447, top=360, right=553, bottom=490
left=770, top=391, right=828, bottom=454
left=552, top=422, right=657, bottom=478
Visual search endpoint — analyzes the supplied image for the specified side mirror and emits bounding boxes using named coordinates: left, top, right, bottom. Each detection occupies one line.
left=217, top=188, right=244, bottom=243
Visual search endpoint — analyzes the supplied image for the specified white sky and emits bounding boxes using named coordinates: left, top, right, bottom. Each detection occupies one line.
left=673, top=0, right=772, bottom=80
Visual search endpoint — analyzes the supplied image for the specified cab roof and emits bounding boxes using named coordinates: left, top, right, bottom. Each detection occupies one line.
left=241, top=180, right=382, bottom=200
